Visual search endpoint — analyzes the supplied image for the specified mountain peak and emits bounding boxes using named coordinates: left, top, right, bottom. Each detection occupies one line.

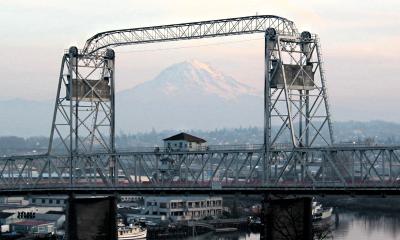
left=143, top=59, right=261, bottom=100
left=184, top=59, right=217, bottom=73
left=166, top=59, right=222, bottom=77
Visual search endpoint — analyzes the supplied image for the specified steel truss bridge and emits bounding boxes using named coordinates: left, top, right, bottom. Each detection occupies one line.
left=2, top=15, right=400, bottom=196
left=3, top=145, right=400, bottom=196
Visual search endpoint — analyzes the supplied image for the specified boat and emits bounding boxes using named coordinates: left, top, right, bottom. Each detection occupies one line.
left=312, top=201, right=333, bottom=222
left=118, top=224, right=147, bottom=240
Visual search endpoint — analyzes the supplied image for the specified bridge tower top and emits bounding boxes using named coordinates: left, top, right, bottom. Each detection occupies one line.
left=264, top=29, right=334, bottom=149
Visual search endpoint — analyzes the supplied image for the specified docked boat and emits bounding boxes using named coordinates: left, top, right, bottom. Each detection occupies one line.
left=312, top=201, right=333, bottom=222
left=118, top=224, right=147, bottom=240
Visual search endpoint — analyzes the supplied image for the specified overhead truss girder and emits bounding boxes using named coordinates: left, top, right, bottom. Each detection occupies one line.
left=83, top=15, right=297, bottom=54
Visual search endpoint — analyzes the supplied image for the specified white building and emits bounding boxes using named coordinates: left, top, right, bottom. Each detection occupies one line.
left=143, top=196, right=223, bottom=221
left=119, top=195, right=143, bottom=202
left=0, top=197, right=28, bottom=205
left=163, top=132, right=207, bottom=151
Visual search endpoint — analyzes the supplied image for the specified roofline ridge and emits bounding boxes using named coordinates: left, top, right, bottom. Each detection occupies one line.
left=163, top=132, right=206, bottom=143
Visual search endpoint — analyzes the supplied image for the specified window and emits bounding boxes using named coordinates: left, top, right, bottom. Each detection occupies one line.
left=160, top=203, right=167, bottom=208
left=32, top=199, right=36, bottom=204
left=41, top=199, right=45, bottom=204
left=168, top=143, right=171, bottom=147
left=56, top=200, right=60, bottom=204
left=179, top=142, right=183, bottom=148
left=49, top=199, right=53, bottom=204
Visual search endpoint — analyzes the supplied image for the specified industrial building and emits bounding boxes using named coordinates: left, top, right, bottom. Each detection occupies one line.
left=10, top=220, right=55, bottom=234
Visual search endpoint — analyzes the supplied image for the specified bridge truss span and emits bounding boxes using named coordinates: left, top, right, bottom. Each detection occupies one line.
left=1, top=146, right=400, bottom=195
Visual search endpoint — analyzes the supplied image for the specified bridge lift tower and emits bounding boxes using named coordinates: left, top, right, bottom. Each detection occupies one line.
left=47, top=47, right=117, bottom=183
left=264, top=28, right=334, bottom=149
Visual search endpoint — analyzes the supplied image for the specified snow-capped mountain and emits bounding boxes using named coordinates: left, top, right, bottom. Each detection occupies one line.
left=135, top=60, right=261, bottom=100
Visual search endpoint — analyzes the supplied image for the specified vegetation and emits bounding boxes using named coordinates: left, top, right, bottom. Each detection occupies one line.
left=1, top=120, right=400, bottom=156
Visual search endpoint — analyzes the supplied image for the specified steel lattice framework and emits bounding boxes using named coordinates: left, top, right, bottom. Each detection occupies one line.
left=48, top=48, right=116, bottom=155
left=82, top=15, right=297, bottom=54
left=2, top=15, right=399, bottom=196
left=264, top=30, right=334, bottom=150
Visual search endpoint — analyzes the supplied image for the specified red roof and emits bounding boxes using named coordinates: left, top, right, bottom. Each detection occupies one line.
left=13, top=220, right=51, bottom=226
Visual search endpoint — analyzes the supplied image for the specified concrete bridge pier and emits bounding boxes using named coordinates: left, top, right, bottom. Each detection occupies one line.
left=65, top=194, right=117, bottom=240
left=260, top=196, right=313, bottom=240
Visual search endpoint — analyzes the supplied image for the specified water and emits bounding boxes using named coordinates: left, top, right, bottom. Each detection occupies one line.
left=182, top=211, right=400, bottom=240
left=333, top=211, right=400, bottom=240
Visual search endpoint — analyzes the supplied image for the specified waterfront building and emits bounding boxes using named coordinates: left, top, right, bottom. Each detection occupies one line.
left=143, top=196, right=223, bottom=221
left=119, top=195, right=143, bottom=202
left=0, top=197, right=28, bottom=206
left=10, top=220, right=55, bottom=234
left=0, top=208, right=64, bottom=234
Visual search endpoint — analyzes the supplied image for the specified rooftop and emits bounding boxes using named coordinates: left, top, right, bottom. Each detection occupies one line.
left=145, top=195, right=222, bottom=201
left=0, top=212, right=14, bottom=218
left=163, top=132, right=206, bottom=143
left=46, top=210, right=64, bottom=215
left=12, top=220, right=51, bottom=226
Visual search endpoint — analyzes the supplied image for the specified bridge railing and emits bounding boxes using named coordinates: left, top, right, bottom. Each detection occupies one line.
left=116, top=144, right=265, bottom=153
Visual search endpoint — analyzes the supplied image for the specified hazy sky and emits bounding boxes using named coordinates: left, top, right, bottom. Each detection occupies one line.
left=1, top=0, right=400, bottom=121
